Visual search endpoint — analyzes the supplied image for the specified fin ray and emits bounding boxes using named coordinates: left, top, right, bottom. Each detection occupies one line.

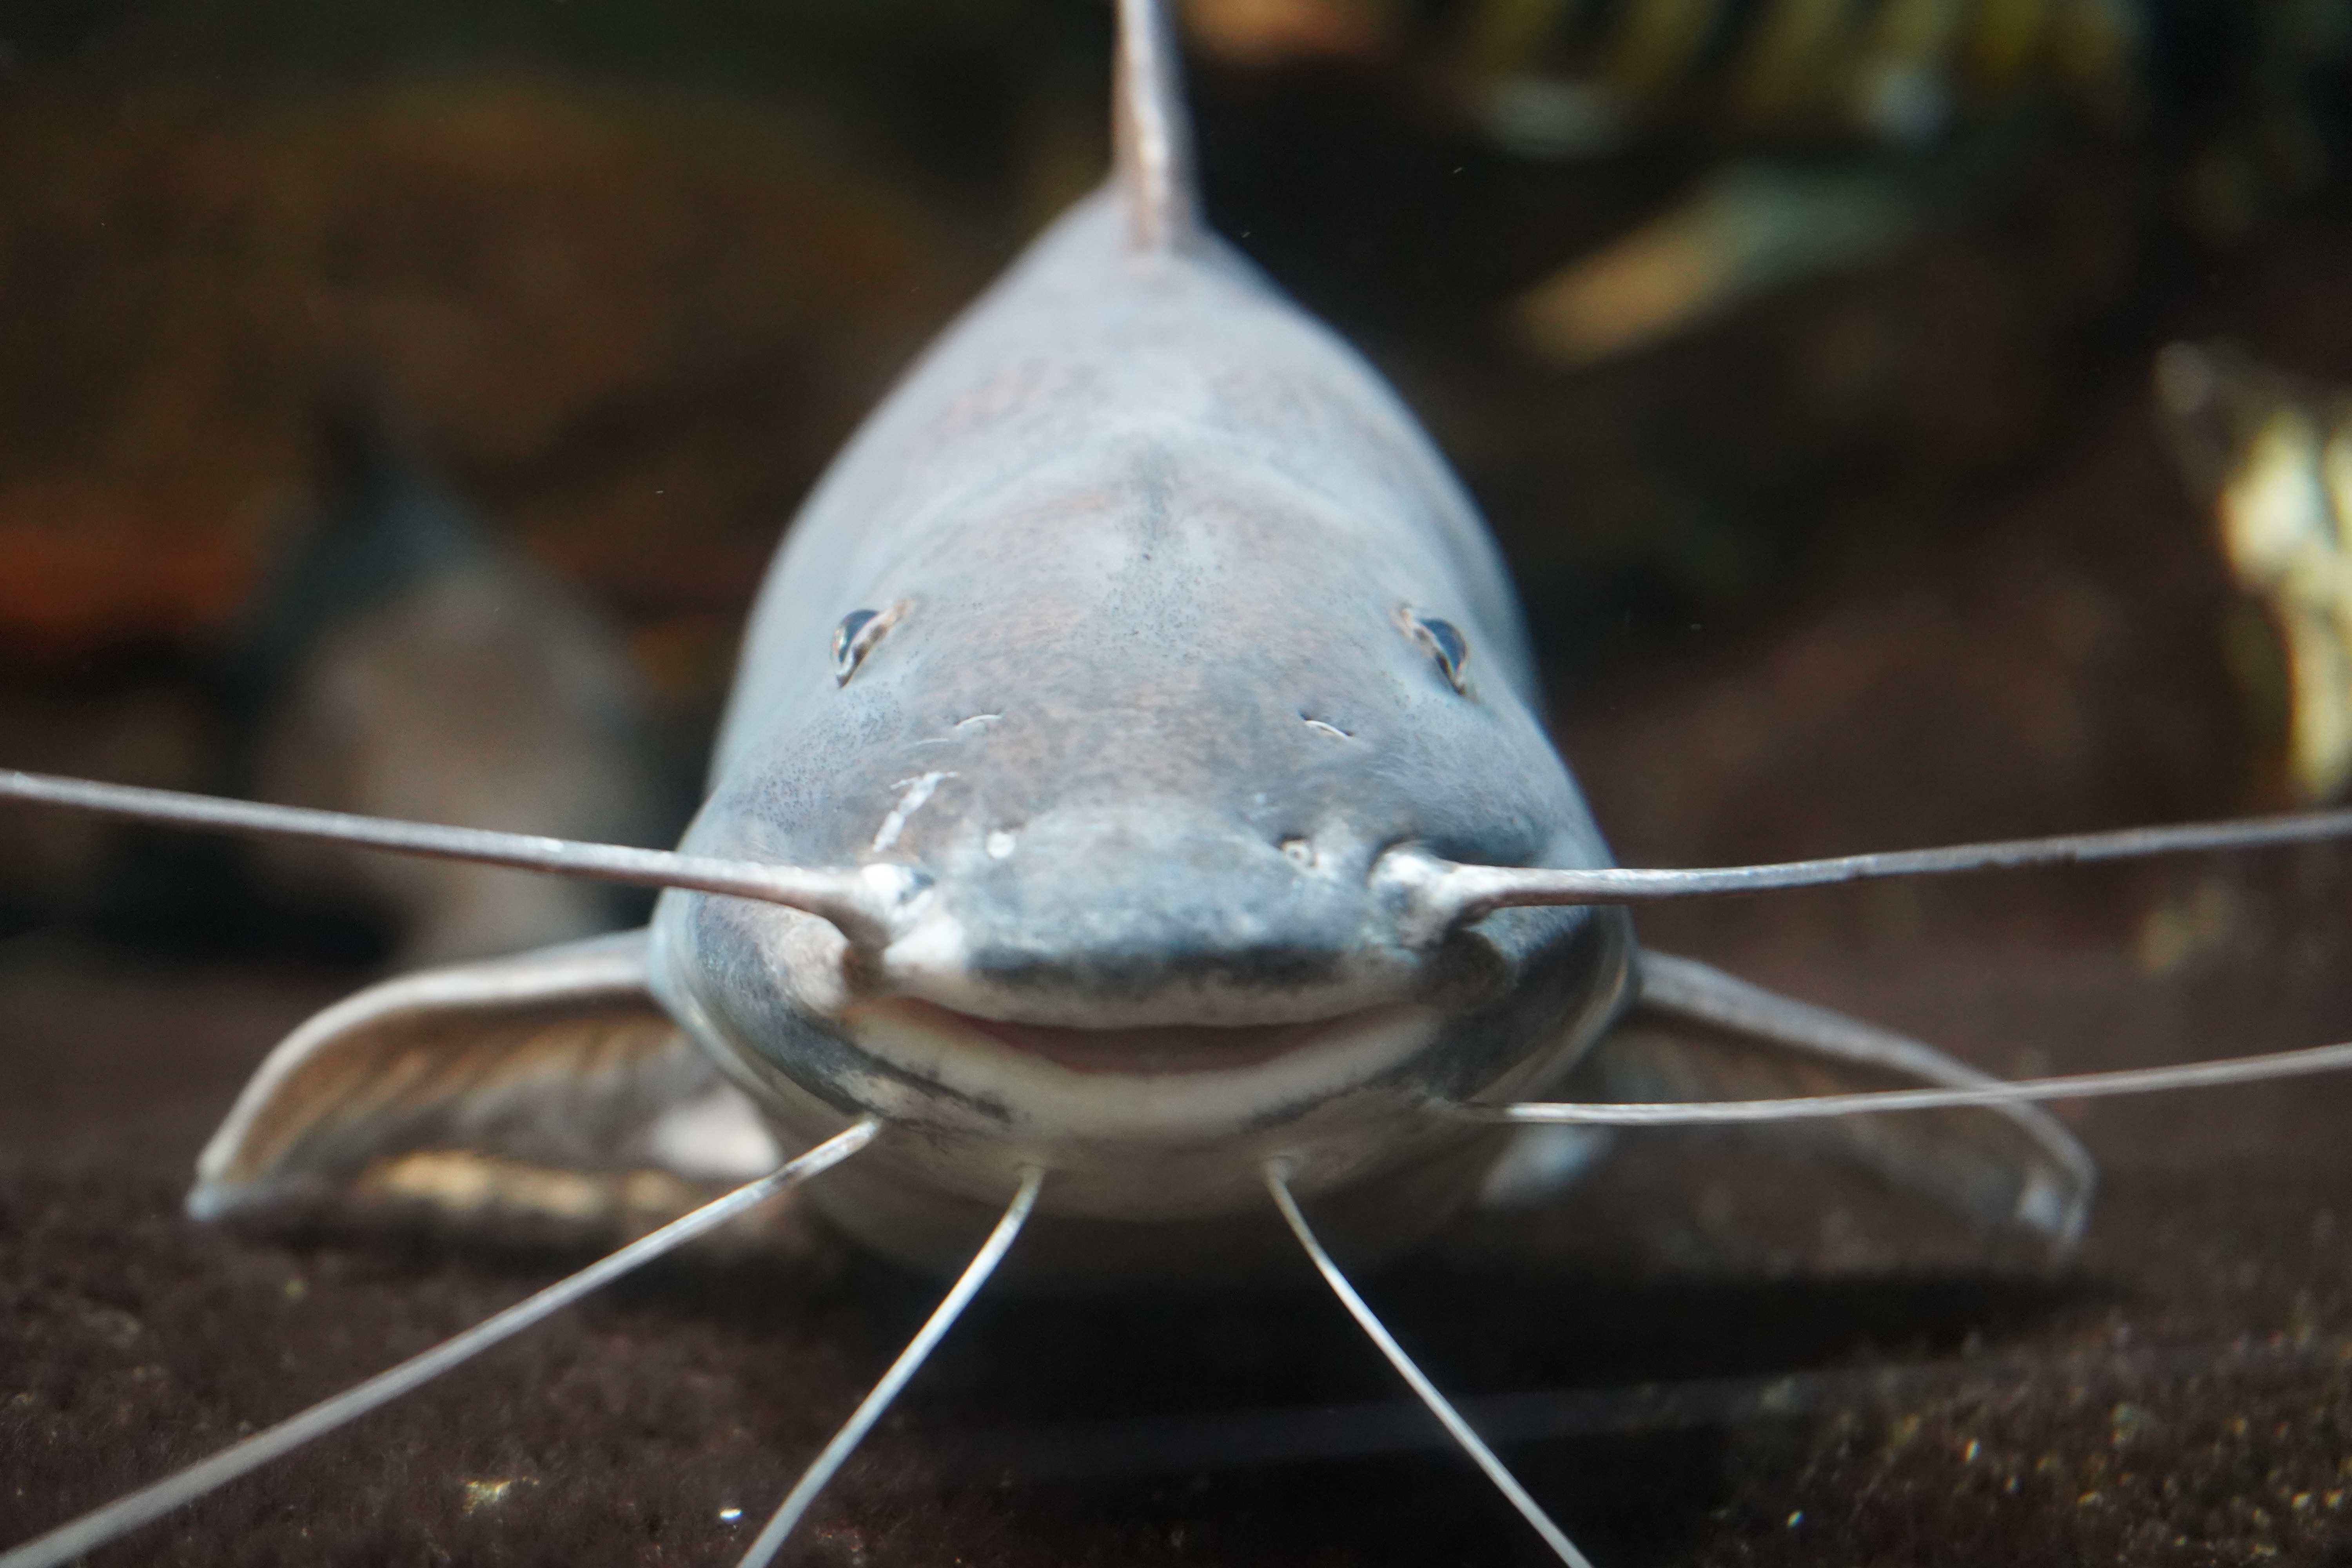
left=191, top=928, right=780, bottom=1223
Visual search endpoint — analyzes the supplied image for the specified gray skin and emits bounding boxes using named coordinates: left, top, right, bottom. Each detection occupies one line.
left=648, top=190, right=1633, bottom=1283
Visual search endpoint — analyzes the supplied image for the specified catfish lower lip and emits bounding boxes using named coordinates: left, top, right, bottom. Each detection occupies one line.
left=851, top=997, right=1387, bottom=1074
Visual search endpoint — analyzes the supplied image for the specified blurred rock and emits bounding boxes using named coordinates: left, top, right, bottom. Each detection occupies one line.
left=2155, top=339, right=2352, bottom=801
left=228, top=408, right=671, bottom=963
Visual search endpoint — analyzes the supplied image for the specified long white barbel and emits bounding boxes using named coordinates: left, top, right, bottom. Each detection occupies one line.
left=1454, top=1039, right=2352, bottom=1125
left=1267, top=1164, right=1597, bottom=1568
left=17, top=773, right=2352, bottom=954
left=0, top=769, right=922, bottom=946
left=1381, top=806, right=2352, bottom=939
left=736, top=1167, right=1045, bottom=1568
left=0, top=1120, right=880, bottom=1568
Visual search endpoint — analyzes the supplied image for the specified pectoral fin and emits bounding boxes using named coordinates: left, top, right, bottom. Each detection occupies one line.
left=1553, top=949, right=2096, bottom=1250
left=190, top=928, right=780, bottom=1226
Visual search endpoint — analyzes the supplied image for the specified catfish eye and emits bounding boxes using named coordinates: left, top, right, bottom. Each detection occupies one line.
left=1396, top=606, right=1470, bottom=694
left=831, top=602, right=905, bottom=685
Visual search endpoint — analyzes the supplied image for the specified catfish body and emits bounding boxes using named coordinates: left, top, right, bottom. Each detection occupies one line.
left=163, top=1, right=2090, bottom=1294
left=651, top=190, right=1632, bottom=1277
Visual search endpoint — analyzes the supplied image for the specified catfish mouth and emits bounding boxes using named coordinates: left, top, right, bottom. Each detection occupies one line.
left=852, top=997, right=1402, bottom=1075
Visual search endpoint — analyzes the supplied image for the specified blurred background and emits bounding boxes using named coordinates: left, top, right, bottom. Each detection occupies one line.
left=5, top=5, right=2352, bottom=1561
left=0, top=0, right=2347, bottom=962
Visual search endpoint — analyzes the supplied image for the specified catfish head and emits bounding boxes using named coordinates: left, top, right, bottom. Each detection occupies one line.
left=646, top=194, right=1632, bottom=1257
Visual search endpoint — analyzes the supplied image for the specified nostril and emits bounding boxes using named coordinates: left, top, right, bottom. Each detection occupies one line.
left=1280, top=837, right=1316, bottom=870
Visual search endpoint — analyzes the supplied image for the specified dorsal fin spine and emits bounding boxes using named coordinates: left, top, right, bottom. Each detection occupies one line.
left=1113, top=0, right=1200, bottom=251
